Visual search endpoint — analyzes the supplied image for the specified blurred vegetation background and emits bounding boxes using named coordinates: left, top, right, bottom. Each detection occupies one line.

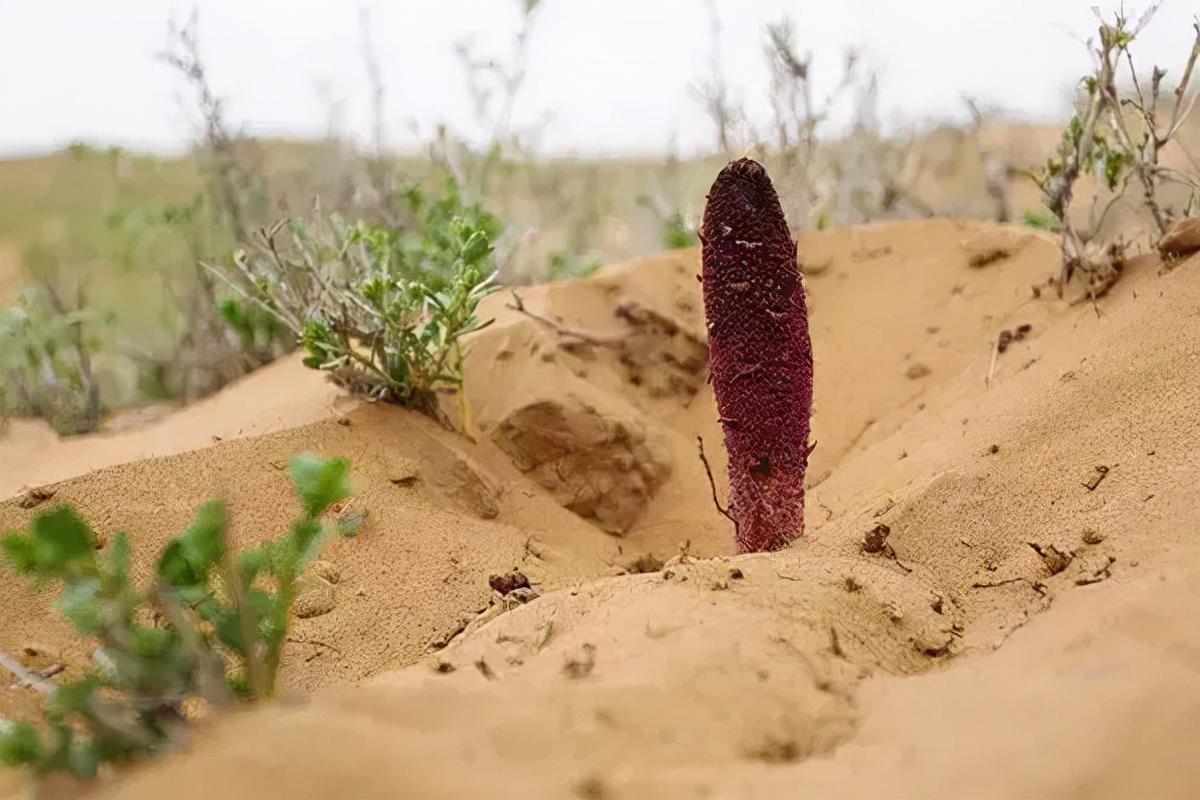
left=0, top=4, right=1196, bottom=435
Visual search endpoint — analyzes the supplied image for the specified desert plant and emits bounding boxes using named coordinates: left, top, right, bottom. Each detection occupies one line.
left=431, top=0, right=613, bottom=284
left=0, top=279, right=108, bottom=435
left=545, top=250, right=602, bottom=282
left=357, top=9, right=400, bottom=225
left=0, top=453, right=353, bottom=778
left=699, top=159, right=814, bottom=553
left=107, top=196, right=281, bottom=402
left=137, top=8, right=286, bottom=400
left=1030, top=7, right=1200, bottom=303
left=441, top=0, right=545, bottom=200
left=692, top=0, right=744, bottom=158
left=660, top=213, right=699, bottom=250
left=209, top=181, right=501, bottom=427
left=158, top=8, right=269, bottom=244
left=759, top=17, right=868, bottom=230
left=636, top=194, right=699, bottom=250
left=694, top=11, right=926, bottom=234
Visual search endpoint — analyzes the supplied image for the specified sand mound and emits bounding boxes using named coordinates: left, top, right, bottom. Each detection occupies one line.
left=0, top=355, right=350, bottom=500
left=1, top=220, right=1197, bottom=799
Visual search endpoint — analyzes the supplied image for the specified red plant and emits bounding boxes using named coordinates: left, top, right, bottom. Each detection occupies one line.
left=700, top=158, right=814, bottom=552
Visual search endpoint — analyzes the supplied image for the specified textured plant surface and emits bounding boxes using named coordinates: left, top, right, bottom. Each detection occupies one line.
left=700, top=158, right=814, bottom=552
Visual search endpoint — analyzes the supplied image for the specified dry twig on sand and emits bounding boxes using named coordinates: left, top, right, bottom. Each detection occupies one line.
left=0, top=650, right=55, bottom=695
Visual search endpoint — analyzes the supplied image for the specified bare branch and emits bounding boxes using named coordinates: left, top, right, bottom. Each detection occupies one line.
left=359, top=9, right=395, bottom=220
left=697, top=436, right=738, bottom=538
left=1033, top=6, right=1196, bottom=300
left=1162, top=20, right=1200, bottom=142
left=0, top=650, right=55, bottom=695
left=694, top=0, right=739, bottom=156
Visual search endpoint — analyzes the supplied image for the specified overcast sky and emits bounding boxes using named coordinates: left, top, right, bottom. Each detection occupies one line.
left=0, top=0, right=1196, bottom=158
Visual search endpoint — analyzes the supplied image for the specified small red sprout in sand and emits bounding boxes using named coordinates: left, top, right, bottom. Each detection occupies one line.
left=700, top=158, right=814, bottom=553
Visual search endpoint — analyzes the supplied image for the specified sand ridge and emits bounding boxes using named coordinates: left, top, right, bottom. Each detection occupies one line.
left=0, top=355, right=350, bottom=500
left=1, top=220, right=1197, bottom=799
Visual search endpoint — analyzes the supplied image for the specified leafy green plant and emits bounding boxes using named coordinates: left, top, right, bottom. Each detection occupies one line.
left=398, top=183, right=505, bottom=293
left=0, top=454, right=353, bottom=777
left=210, top=181, right=502, bottom=426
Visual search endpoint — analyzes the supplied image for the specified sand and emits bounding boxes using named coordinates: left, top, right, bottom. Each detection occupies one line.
left=1, top=219, right=1197, bottom=799
left=0, top=355, right=352, bottom=499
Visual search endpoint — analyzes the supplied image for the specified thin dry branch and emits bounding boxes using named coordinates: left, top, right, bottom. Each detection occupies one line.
left=1034, top=6, right=1197, bottom=301
left=158, top=8, right=255, bottom=242
left=694, top=0, right=739, bottom=155
left=1162, top=19, right=1200, bottom=142
left=697, top=436, right=739, bottom=538
left=0, top=650, right=55, bottom=695
left=505, top=291, right=624, bottom=348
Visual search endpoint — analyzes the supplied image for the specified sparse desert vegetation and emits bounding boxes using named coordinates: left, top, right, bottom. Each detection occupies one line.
left=1, top=454, right=352, bottom=776
left=1, top=3, right=1198, bottom=798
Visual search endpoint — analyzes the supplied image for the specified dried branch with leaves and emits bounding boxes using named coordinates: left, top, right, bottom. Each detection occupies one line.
left=1031, top=6, right=1200, bottom=304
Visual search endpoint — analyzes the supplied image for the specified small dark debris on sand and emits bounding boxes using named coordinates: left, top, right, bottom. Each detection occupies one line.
left=997, top=323, right=1033, bottom=354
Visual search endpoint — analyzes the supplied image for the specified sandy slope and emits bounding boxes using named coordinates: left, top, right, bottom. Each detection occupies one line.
left=1, top=220, right=1197, bottom=799
left=0, top=355, right=351, bottom=500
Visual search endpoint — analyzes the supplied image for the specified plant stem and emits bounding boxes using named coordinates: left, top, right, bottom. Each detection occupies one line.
left=0, top=650, right=55, bottom=695
left=219, top=542, right=264, bottom=700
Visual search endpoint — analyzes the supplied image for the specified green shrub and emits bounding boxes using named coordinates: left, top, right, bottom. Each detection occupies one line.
left=211, top=181, right=501, bottom=424
left=0, top=454, right=354, bottom=777
left=0, top=284, right=109, bottom=435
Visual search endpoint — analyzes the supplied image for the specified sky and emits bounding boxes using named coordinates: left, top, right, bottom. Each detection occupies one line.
left=0, top=0, right=1196, bottom=159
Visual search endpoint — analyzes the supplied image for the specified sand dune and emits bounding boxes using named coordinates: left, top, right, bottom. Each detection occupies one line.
left=0, top=355, right=350, bottom=500
left=1, top=220, right=1197, bottom=799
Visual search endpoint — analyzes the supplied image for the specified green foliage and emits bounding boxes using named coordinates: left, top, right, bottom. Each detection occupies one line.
left=401, top=183, right=505, bottom=292
left=636, top=194, right=699, bottom=252
left=1039, top=112, right=1136, bottom=199
left=1030, top=5, right=1184, bottom=222
left=0, top=283, right=110, bottom=435
left=1022, top=210, right=1056, bottom=231
left=0, top=139, right=266, bottom=423
left=217, top=296, right=287, bottom=354
left=0, top=454, right=353, bottom=777
left=214, top=180, right=502, bottom=420
left=545, top=250, right=602, bottom=282
left=1028, top=4, right=1195, bottom=299
left=66, top=141, right=99, bottom=161
left=660, top=212, right=698, bottom=250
